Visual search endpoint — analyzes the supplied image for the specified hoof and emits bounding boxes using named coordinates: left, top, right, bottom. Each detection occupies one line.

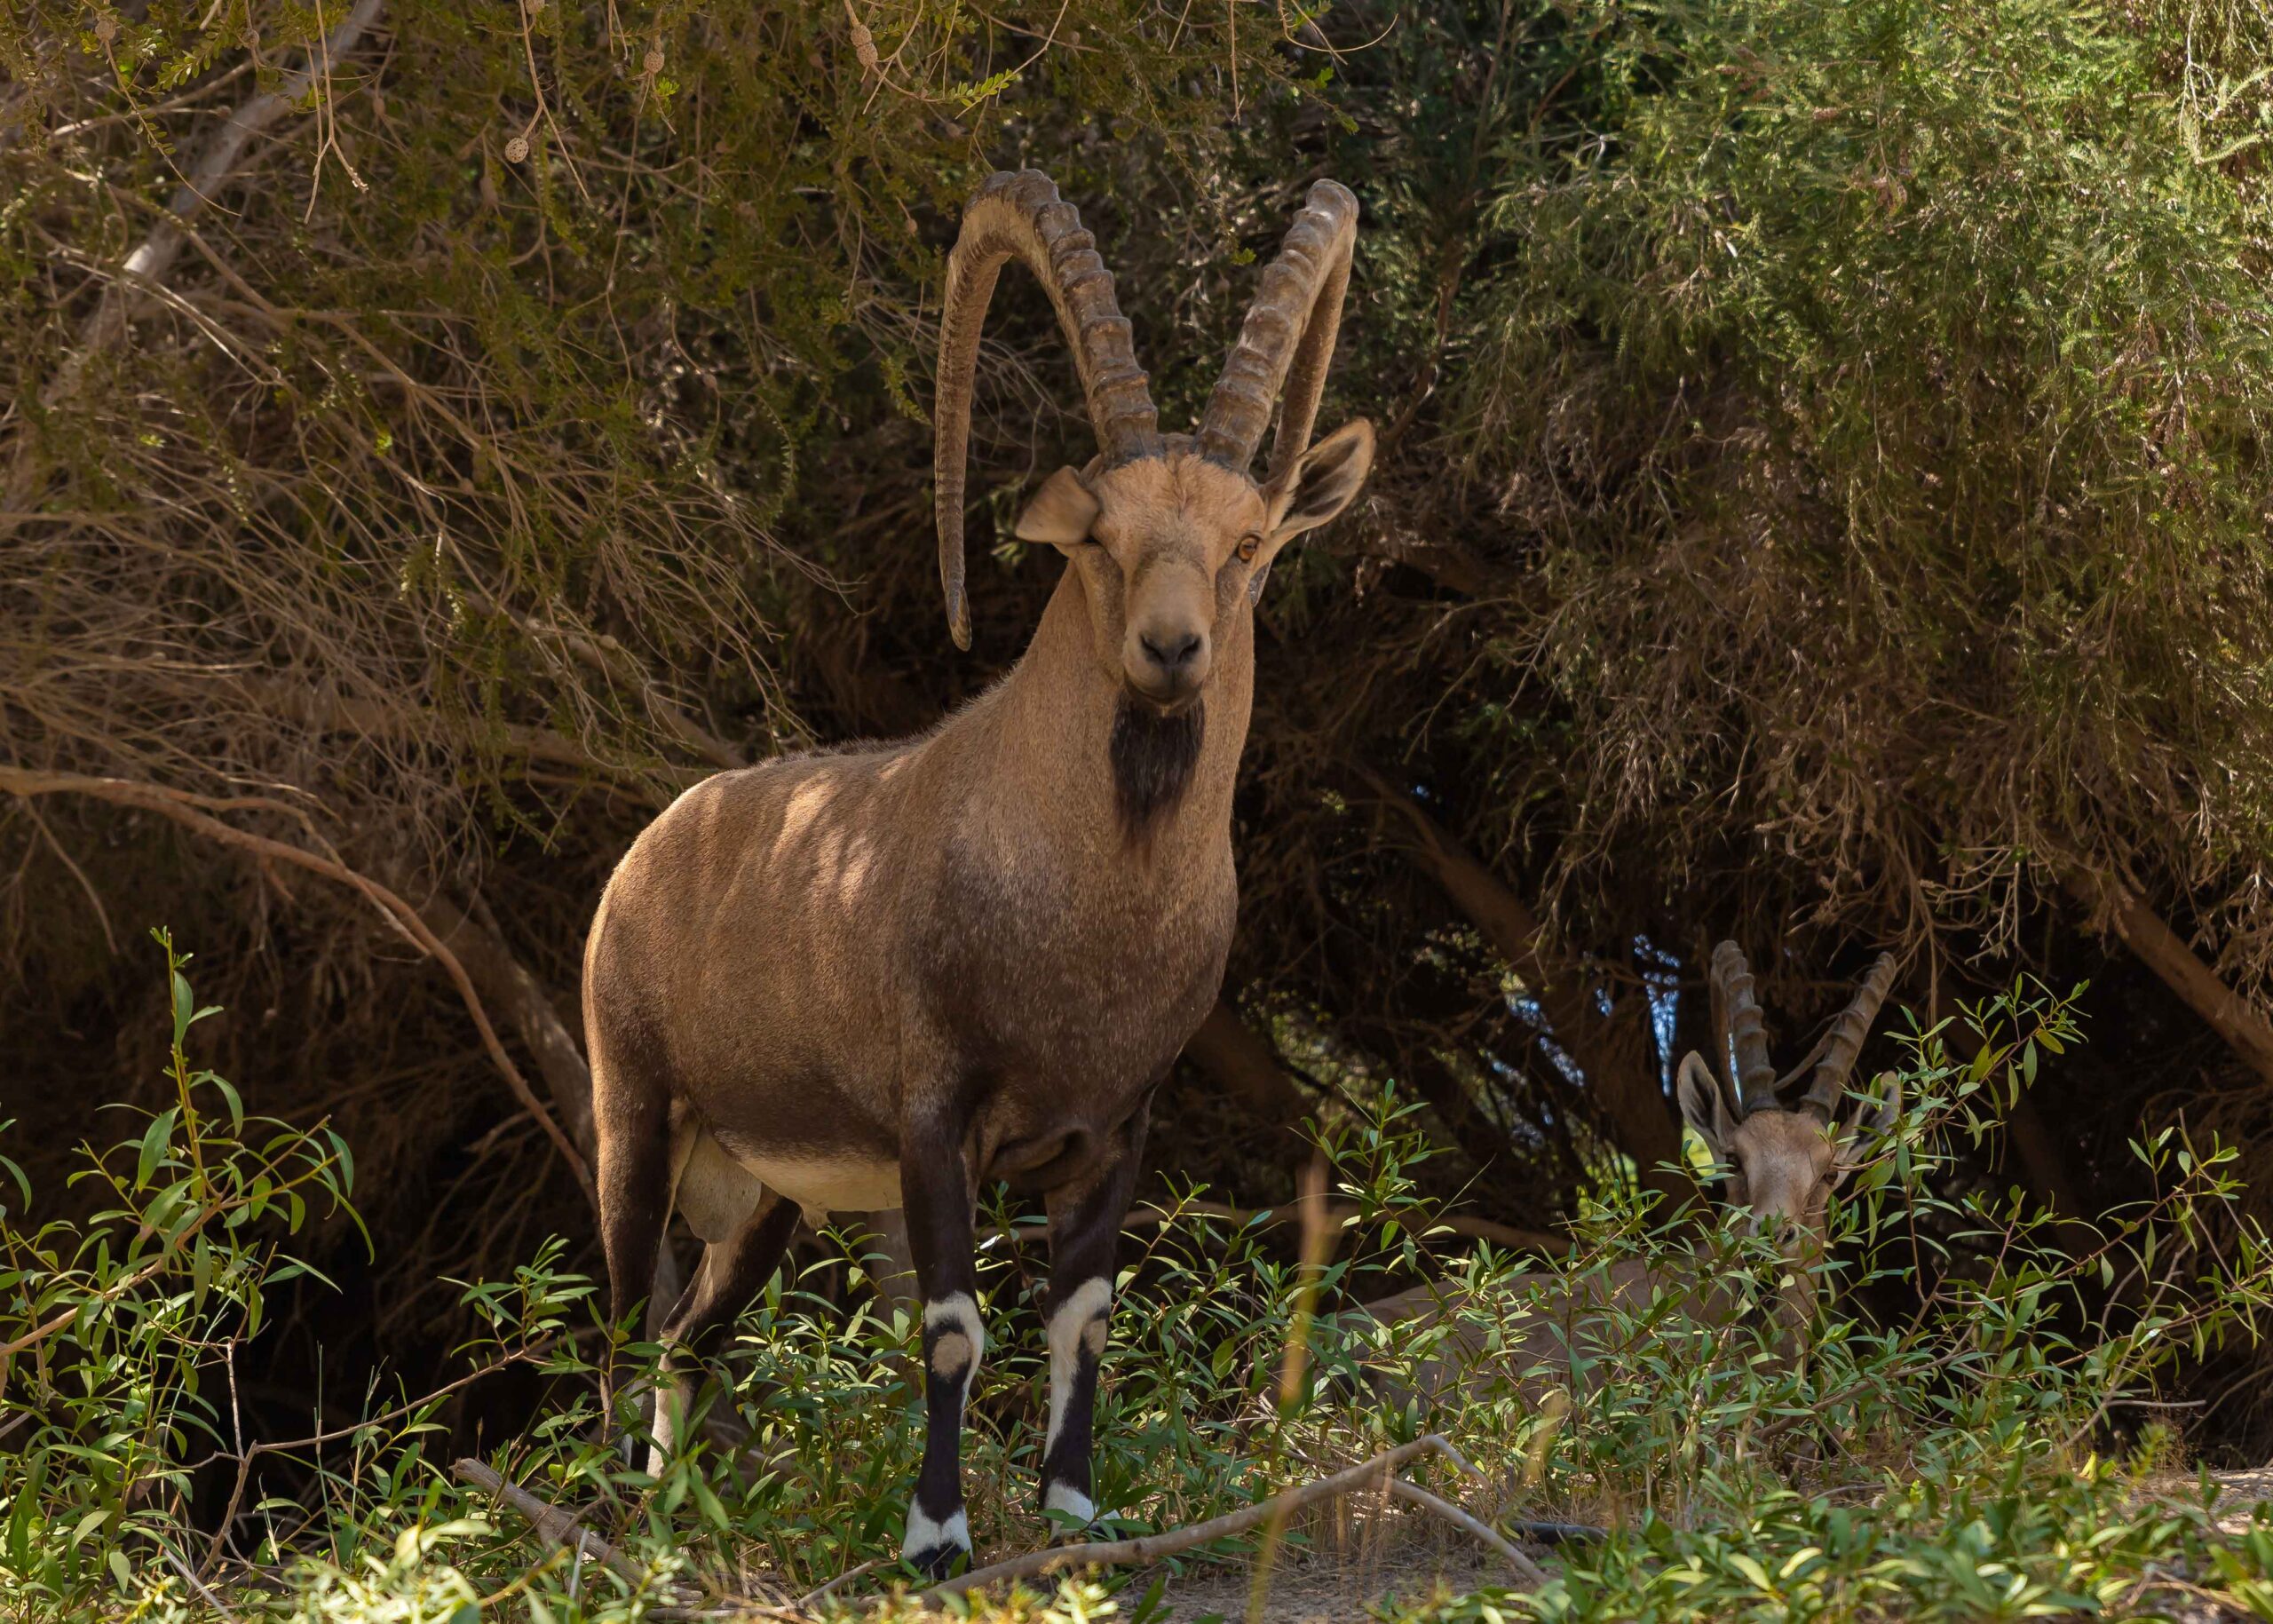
left=905, top=1542, right=970, bottom=1583
left=1041, top=1485, right=1097, bottom=1545
left=902, top=1505, right=971, bottom=1582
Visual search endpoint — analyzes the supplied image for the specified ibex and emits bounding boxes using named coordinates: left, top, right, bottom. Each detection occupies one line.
left=583, top=170, right=1374, bottom=1576
left=1358, top=944, right=1901, bottom=1402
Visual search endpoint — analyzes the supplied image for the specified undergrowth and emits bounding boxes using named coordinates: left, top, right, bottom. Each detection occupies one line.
left=6, top=941, right=2273, bottom=1622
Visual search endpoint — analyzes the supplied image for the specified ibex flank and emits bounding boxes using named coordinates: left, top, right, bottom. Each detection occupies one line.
left=582, top=169, right=1374, bottom=1577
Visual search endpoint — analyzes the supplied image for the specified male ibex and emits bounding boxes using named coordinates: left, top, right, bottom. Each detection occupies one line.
left=1360, top=944, right=1901, bottom=1399
left=583, top=170, right=1374, bottom=1575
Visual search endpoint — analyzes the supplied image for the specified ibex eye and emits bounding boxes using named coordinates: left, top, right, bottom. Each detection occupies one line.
left=1236, top=534, right=1262, bottom=563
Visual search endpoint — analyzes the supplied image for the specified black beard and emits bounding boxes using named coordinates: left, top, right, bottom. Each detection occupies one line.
left=1110, top=696, right=1205, bottom=840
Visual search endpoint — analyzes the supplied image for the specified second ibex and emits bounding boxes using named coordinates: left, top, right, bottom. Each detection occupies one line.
left=583, top=169, right=1373, bottom=1576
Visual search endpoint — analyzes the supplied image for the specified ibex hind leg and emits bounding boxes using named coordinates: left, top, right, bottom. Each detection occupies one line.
left=1039, top=1099, right=1148, bottom=1539
left=590, top=1026, right=688, bottom=1461
left=648, top=1188, right=799, bottom=1475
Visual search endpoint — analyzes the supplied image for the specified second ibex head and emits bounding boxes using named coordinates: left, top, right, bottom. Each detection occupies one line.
left=934, top=170, right=1374, bottom=710
left=1676, top=943, right=1903, bottom=1262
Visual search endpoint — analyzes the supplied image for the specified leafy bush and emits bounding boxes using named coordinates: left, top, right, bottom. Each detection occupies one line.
left=6, top=946, right=2273, bottom=1621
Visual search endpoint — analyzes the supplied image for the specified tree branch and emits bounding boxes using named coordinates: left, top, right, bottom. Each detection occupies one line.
left=2065, top=871, right=2273, bottom=1088
left=0, top=766, right=595, bottom=1208
left=1355, top=767, right=1688, bottom=1209
left=47, top=0, right=387, bottom=404
left=919, top=1434, right=1480, bottom=1604
left=1182, top=1000, right=1310, bottom=1131
left=418, top=892, right=597, bottom=1154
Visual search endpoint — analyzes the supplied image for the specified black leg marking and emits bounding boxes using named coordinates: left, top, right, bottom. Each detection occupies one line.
left=899, top=1121, right=979, bottom=1580
left=1038, top=1101, right=1146, bottom=1534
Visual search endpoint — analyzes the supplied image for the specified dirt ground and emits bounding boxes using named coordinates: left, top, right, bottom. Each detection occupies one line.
left=1142, top=1548, right=1525, bottom=1623
left=1121, top=1504, right=1552, bottom=1624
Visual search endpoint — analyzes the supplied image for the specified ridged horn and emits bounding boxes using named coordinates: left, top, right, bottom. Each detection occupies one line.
left=1196, top=179, right=1359, bottom=481
left=934, top=170, right=1162, bottom=650
left=1799, top=954, right=1899, bottom=1120
left=1711, top=941, right=1779, bottom=1117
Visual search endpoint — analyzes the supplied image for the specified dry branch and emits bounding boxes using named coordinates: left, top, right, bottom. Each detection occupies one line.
left=452, top=1457, right=655, bottom=1591
left=2066, top=872, right=2273, bottom=1088
left=420, top=892, right=598, bottom=1153
left=1385, top=1477, right=1548, bottom=1587
left=919, top=1433, right=1476, bottom=1604
left=1357, top=767, right=1689, bottom=1209
left=1182, top=1000, right=1309, bottom=1129
left=0, top=766, right=595, bottom=1207
left=1130, top=1197, right=1569, bottom=1258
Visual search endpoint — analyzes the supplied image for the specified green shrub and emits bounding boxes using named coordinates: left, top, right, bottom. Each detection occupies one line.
left=7, top=947, right=2273, bottom=1621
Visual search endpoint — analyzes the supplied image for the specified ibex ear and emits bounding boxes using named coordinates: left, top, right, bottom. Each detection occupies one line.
left=1675, top=1051, right=1735, bottom=1161
left=1262, top=419, right=1374, bottom=551
left=1830, top=1071, right=1903, bottom=1190
left=1014, top=466, right=1101, bottom=548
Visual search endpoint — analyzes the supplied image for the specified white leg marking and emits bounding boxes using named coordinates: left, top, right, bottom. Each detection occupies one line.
left=1045, top=1277, right=1112, bottom=1455
left=1043, top=1482, right=1097, bottom=1525
left=900, top=1502, right=971, bottom=1560
left=923, top=1292, right=985, bottom=1411
left=645, top=1373, right=689, bottom=1477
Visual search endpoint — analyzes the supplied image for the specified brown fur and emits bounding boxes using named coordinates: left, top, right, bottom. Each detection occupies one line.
left=584, top=439, right=1371, bottom=1327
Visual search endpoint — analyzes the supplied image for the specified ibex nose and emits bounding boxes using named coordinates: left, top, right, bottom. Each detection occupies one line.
left=1138, top=629, right=1204, bottom=672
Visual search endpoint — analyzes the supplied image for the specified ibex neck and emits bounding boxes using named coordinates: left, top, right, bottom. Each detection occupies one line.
left=977, top=566, right=1254, bottom=874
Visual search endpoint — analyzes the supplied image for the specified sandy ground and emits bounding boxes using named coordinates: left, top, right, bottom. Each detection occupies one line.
left=2205, top=1465, right=2273, bottom=1534
left=1141, top=1546, right=1525, bottom=1624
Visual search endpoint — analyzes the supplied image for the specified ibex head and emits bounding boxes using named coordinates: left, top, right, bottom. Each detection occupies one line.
left=934, top=170, right=1374, bottom=710
left=1676, top=944, right=1902, bottom=1281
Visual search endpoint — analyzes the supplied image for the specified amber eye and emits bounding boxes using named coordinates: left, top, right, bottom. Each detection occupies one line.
left=1235, top=533, right=1262, bottom=564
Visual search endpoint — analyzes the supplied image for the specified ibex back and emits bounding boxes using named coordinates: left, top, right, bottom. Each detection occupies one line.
left=584, top=170, right=1374, bottom=1577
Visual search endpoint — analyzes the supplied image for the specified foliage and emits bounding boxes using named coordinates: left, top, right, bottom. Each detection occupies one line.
left=1444, top=0, right=2273, bottom=970
left=6, top=941, right=2273, bottom=1621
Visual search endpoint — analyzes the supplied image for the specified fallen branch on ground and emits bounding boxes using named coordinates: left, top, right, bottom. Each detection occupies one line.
left=1386, top=1477, right=1548, bottom=1587
left=919, top=1433, right=1493, bottom=1604
left=452, top=1458, right=661, bottom=1594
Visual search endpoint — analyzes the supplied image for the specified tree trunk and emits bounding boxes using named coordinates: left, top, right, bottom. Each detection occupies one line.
left=1362, top=772, right=1690, bottom=1211
left=2064, top=871, right=2273, bottom=1088
left=1183, top=1000, right=1310, bottom=1129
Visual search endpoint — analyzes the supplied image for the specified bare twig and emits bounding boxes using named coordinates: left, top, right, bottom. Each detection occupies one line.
left=796, top=1556, right=882, bottom=1607
left=1385, top=1478, right=1548, bottom=1588
left=159, top=1541, right=242, bottom=1622
left=452, top=1457, right=655, bottom=1591
left=919, top=1434, right=1472, bottom=1604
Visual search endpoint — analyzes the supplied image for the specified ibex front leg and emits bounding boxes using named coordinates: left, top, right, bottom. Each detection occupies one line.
left=1039, top=1103, right=1147, bottom=1536
left=899, top=1113, right=981, bottom=1580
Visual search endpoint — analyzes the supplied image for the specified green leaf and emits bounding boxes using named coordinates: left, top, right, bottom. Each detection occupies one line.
left=137, top=1109, right=178, bottom=1190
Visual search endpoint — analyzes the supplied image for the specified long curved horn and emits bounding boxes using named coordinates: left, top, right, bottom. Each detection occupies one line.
left=1711, top=941, right=1778, bottom=1116
left=1196, top=179, right=1358, bottom=481
left=934, top=170, right=1162, bottom=650
left=1799, top=954, right=1898, bottom=1120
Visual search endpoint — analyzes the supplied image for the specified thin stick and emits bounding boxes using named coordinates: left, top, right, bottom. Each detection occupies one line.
left=1385, top=1478, right=1548, bottom=1588
left=920, top=1434, right=1466, bottom=1604
left=160, top=1541, right=242, bottom=1623
left=452, top=1458, right=653, bottom=1591
left=0, top=766, right=596, bottom=1207
left=1247, top=1156, right=1334, bottom=1624
left=797, top=1556, right=882, bottom=1607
